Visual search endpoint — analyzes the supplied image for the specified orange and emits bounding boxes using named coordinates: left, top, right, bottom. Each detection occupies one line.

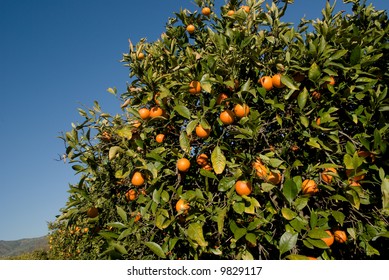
left=132, top=120, right=141, bottom=128
left=252, top=159, right=268, bottom=179
left=216, top=93, right=228, bottom=105
left=202, top=7, right=211, bottom=16
left=189, top=80, right=201, bottom=94
left=302, top=179, right=318, bottom=195
left=316, top=117, right=321, bottom=126
left=346, top=169, right=365, bottom=182
left=348, top=179, right=361, bottom=187
left=227, top=10, right=235, bottom=16
left=125, top=189, right=138, bottom=201
left=241, top=5, right=250, bottom=13
left=87, top=207, right=98, bottom=218
left=131, top=171, right=145, bottom=187
left=137, top=52, right=145, bottom=60
left=312, top=91, right=321, bottom=100
left=328, top=76, right=335, bottom=85
left=149, top=106, right=165, bottom=118
left=321, top=168, right=337, bottom=184
left=321, top=230, right=334, bottom=247
left=176, top=199, right=190, bottom=214
left=307, top=257, right=317, bottom=260
left=233, top=104, right=250, bottom=118
left=83, top=228, right=89, bottom=233
left=267, top=171, right=282, bottom=185
left=260, top=76, right=273, bottom=91
left=186, top=24, right=195, bottom=34
left=235, top=180, right=252, bottom=196
left=101, top=131, right=112, bottom=142
left=133, top=212, right=141, bottom=222
left=334, top=230, right=347, bottom=243
left=220, top=109, right=235, bottom=125
left=195, top=124, right=211, bottom=138
left=154, top=92, right=167, bottom=105
left=272, top=74, right=284, bottom=88
left=202, top=164, right=213, bottom=171
left=156, top=133, right=165, bottom=143
left=138, top=108, right=150, bottom=120
left=177, top=158, right=191, bottom=172
left=196, top=153, right=208, bottom=166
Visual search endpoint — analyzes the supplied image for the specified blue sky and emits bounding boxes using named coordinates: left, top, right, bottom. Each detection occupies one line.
left=0, top=0, right=388, bottom=241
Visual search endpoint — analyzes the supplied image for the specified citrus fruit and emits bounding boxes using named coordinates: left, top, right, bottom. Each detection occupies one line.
left=272, top=74, right=284, bottom=88
left=131, top=171, right=145, bottom=187
left=321, top=167, right=337, bottom=184
left=234, top=103, right=250, bottom=118
left=334, top=230, right=347, bottom=243
left=138, top=108, right=150, bottom=120
left=227, top=10, right=235, bottom=16
left=260, top=76, right=273, bottom=91
left=196, top=153, right=208, bottom=166
left=156, top=133, right=165, bottom=143
left=177, top=158, right=191, bottom=172
left=241, top=5, right=250, bottom=13
left=235, top=180, right=252, bottom=196
left=176, top=199, right=190, bottom=214
left=302, top=179, right=318, bottom=195
left=267, top=171, right=282, bottom=185
left=149, top=106, right=164, bottom=118
left=328, top=76, right=335, bottom=85
left=220, top=109, right=235, bottom=125
left=322, top=230, right=334, bottom=247
left=346, top=169, right=365, bottom=182
left=189, top=80, right=201, bottom=94
left=216, top=93, right=228, bottom=105
left=87, top=207, right=98, bottom=218
left=195, top=124, right=211, bottom=138
left=125, top=189, right=137, bottom=201
left=202, top=7, right=211, bottom=16
left=137, top=52, right=145, bottom=60
left=186, top=24, right=195, bottom=34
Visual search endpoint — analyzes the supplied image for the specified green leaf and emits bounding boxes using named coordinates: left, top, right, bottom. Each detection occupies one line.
left=187, top=223, right=208, bottom=247
left=218, top=177, right=235, bottom=192
left=174, top=105, right=191, bottom=119
left=308, top=62, right=321, bottom=81
left=112, top=242, right=127, bottom=255
left=200, top=169, right=218, bottom=179
left=211, top=145, right=226, bottom=175
left=332, top=210, right=345, bottom=226
left=186, top=119, right=198, bottom=135
left=308, top=228, right=330, bottom=239
left=346, top=188, right=361, bottom=209
left=283, top=179, right=298, bottom=203
left=108, top=146, right=123, bottom=161
left=279, top=232, right=298, bottom=256
left=281, top=208, right=297, bottom=220
left=116, top=206, right=127, bottom=223
left=300, top=115, right=309, bottom=128
left=306, top=238, right=329, bottom=249
left=116, top=126, right=132, bottom=140
left=381, top=178, right=389, bottom=212
left=329, top=49, right=348, bottom=61
left=297, top=88, right=308, bottom=110
left=234, top=227, right=247, bottom=241
left=245, top=233, right=257, bottom=246
left=281, top=75, right=299, bottom=90
left=233, top=201, right=245, bottom=214
left=217, top=207, right=227, bottom=235
left=179, top=130, right=190, bottom=154
left=143, top=242, right=166, bottom=259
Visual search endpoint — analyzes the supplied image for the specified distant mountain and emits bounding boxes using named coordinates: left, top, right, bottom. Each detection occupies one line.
left=0, top=236, right=49, bottom=258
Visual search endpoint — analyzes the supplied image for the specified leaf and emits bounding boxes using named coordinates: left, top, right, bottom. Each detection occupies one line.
left=186, top=119, right=198, bottom=135
left=116, top=206, right=127, bottom=223
left=218, top=177, right=235, bottom=192
left=109, top=146, right=123, bottom=161
left=300, top=115, right=309, bottom=128
left=306, top=238, right=329, bottom=249
left=217, top=207, right=227, bottom=235
left=308, top=228, right=331, bottom=239
left=234, top=227, right=247, bottom=241
left=329, top=49, right=348, bottom=61
left=116, top=126, right=132, bottom=140
left=211, top=145, right=226, bottom=175
left=297, top=88, right=308, bottom=110
left=233, top=201, right=245, bottom=214
left=346, top=188, right=361, bottom=209
left=281, top=208, right=297, bottom=220
left=143, top=242, right=166, bottom=259
left=308, top=62, right=321, bottom=81
left=279, top=232, right=298, bottom=256
left=179, top=130, right=191, bottom=154
left=187, top=223, right=208, bottom=247
left=174, top=105, right=191, bottom=119
left=283, top=179, right=298, bottom=203
left=281, top=75, right=299, bottom=90
left=381, top=178, right=389, bottom=212
left=332, top=210, right=345, bottom=226
left=112, top=242, right=127, bottom=255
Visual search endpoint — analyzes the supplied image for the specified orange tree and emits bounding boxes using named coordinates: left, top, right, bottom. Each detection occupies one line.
left=49, top=0, right=389, bottom=260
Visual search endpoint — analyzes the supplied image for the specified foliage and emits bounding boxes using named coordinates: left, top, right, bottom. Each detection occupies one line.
left=49, top=0, right=389, bottom=260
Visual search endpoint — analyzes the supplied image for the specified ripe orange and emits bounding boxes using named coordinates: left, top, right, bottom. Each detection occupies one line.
left=195, top=124, right=211, bottom=138
left=101, top=131, right=112, bottom=142
left=321, top=168, right=337, bottom=184
left=302, top=179, right=318, bottom=195
left=133, top=212, right=141, bottom=222
left=348, top=179, right=361, bottom=187
left=137, top=52, right=145, bottom=60
left=138, top=108, right=150, bottom=120
left=202, top=164, right=213, bottom=171
left=235, top=180, right=252, bottom=196
left=322, top=230, right=334, bottom=247
left=87, top=207, right=98, bottom=218
left=156, top=133, right=165, bottom=143
left=149, top=106, right=164, bottom=118
left=125, top=189, right=137, bottom=201
left=307, top=257, right=317, bottom=260
left=131, top=171, right=145, bottom=187
left=132, top=120, right=141, bottom=128
left=154, top=92, right=167, bottom=105
left=176, top=199, right=190, bottom=214
left=186, top=24, right=195, bottom=34
left=177, top=158, right=191, bottom=172
left=189, top=80, right=201, bottom=94
left=196, top=153, right=208, bottom=166
left=334, top=230, right=347, bottom=243
left=260, top=76, right=273, bottom=91
left=202, top=7, right=211, bottom=16
left=241, top=5, right=250, bottom=13
left=252, top=160, right=268, bottom=179
left=272, top=74, right=284, bottom=88
left=328, top=76, right=335, bottom=85
left=220, top=109, right=235, bottom=125
left=267, top=171, right=282, bottom=185
left=227, top=10, right=235, bottom=16
left=316, top=117, right=321, bottom=126
left=216, top=92, right=229, bottom=105
left=234, top=104, right=250, bottom=118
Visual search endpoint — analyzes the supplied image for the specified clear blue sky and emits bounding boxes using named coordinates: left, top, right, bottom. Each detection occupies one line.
left=0, top=0, right=387, bottom=241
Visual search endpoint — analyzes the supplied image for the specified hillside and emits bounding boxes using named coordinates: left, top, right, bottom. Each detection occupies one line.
left=0, top=236, right=49, bottom=258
